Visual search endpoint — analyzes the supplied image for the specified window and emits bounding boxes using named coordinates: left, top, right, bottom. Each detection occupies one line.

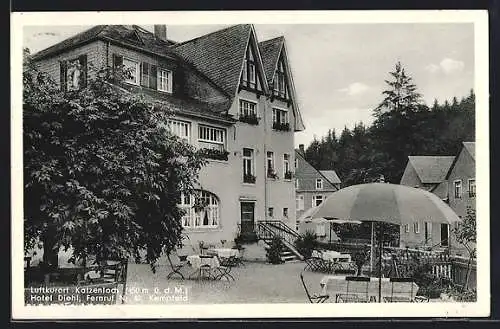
left=241, top=48, right=257, bottom=88
left=123, top=58, right=140, bottom=85
left=313, top=195, right=324, bottom=207
left=158, top=68, right=173, bottom=93
left=268, top=207, right=274, bottom=218
left=296, top=195, right=304, bottom=210
left=60, top=55, right=87, bottom=91
left=404, top=224, right=410, bottom=233
left=316, top=178, right=323, bottom=190
left=283, top=154, right=291, bottom=179
left=283, top=208, right=289, bottom=218
left=468, top=179, right=476, bottom=197
left=167, top=119, right=190, bottom=141
left=272, top=108, right=290, bottom=131
left=238, top=99, right=259, bottom=124
left=198, top=125, right=226, bottom=151
left=454, top=180, right=462, bottom=198
left=267, top=151, right=276, bottom=178
left=414, top=222, right=420, bottom=233
left=274, top=60, right=287, bottom=98
left=243, top=148, right=255, bottom=184
left=179, top=190, right=220, bottom=228
left=294, top=158, right=298, bottom=169
left=295, top=178, right=299, bottom=189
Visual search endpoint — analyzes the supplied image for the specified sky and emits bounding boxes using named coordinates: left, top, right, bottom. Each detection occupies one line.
left=23, top=23, right=474, bottom=148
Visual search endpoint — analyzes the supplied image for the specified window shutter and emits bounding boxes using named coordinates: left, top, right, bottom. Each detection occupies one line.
left=140, top=62, right=149, bottom=87
left=60, top=61, right=67, bottom=91
left=78, top=54, right=87, bottom=88
left=149, top=65, right=157, bottom=90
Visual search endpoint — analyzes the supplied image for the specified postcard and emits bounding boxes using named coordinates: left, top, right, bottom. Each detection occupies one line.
left=11, top=10, right=489, bottom=319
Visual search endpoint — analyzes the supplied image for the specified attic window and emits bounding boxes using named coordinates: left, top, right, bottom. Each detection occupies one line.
left=274, top=60, right=287, bottom=98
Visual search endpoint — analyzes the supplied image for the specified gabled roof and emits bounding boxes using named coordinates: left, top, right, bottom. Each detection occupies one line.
left=408, top=156, right=456, bottom=184
left=258, top=36, right=284, bottom=85
left=295, top=149, right=342, bottom=188
left=172, top=24, right=252, bottom=98
left=444, top=141, right=476, bottom=180
left=463, top=142, right=475, bottom=160
left=320, top=170, right=341, bottom=185
left=31, top=25, right=177, bottom=61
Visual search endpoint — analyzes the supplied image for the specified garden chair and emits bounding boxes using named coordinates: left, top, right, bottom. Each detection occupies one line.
left=215, top=255, right=238, bottom=281
left=336, top=276, right=375, bottom=303
left=383, top=277, right=429, bottom=303
left=166, top=252, right=188, bottom=280
left=299, top=272, right=329, bottom=303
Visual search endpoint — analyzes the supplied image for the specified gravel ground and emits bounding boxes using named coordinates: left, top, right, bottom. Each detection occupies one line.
left=123, top=261, right=444, bottom=304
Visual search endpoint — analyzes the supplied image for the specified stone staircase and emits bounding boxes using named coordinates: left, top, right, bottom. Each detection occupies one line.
left=257, top=221, right=304, bottom=263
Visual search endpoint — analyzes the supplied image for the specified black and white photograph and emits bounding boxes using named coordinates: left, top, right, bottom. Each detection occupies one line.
left=11, top=10, right=489, bottom=319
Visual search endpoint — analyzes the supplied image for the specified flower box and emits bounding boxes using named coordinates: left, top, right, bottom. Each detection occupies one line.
left=198, top=148, right=229, bottom=161
left=272, top=122, right=290, bottom=131
left=239, top=114, right=259, bottom=125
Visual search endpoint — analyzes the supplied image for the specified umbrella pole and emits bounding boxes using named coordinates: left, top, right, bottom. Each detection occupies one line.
left=378, top=222, right=383, bottom=303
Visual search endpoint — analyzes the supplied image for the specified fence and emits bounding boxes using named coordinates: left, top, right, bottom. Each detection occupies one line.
left=318, top=243, right=476, bottom=289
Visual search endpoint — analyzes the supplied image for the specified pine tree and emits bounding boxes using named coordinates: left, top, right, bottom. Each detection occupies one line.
left=375, top=61, right=422, bottom=116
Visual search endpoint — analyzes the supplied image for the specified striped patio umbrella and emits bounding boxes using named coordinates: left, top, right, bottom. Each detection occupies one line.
left=308, top=182, right=460, bottom=302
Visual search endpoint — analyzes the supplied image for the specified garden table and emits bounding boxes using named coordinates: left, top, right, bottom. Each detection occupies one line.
left=187, top=255, right=220, bottom=280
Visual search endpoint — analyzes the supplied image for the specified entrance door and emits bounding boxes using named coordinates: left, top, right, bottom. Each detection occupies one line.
left=440, top=223, right=449, bottom=247
left=424, top=222, right=432, bottom=245
left=240, top=202, right=255, bottom=234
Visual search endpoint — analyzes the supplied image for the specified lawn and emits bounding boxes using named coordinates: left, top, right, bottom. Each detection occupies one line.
left=123, top=261, right=327, bottom=304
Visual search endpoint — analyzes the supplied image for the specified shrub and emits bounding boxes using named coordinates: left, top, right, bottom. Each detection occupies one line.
left=294, top=231, right=318, bottom=259
left=266, top=236, right=284, bottom=264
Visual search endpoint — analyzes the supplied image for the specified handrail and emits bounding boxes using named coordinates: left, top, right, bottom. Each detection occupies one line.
left=256, top=220, right=300, bottom=247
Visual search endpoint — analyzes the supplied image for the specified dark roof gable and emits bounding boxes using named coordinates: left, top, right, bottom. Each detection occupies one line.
left=172, top=24, right=252, bottom=98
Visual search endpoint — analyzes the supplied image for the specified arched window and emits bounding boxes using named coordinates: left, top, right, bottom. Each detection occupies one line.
left=179, top=190, right=220, bottom=228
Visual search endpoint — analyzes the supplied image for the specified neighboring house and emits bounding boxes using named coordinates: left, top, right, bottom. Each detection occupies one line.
left=399, top=145, right=475, bottom=254
left=294, top=145, right=341, bottom=242
left=446, top=142, right=476, bottom=258
left=400, top=156, right=455, bottom=200
left=30, top=24, right=305, bottom=252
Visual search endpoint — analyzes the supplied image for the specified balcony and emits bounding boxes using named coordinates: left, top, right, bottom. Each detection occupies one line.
left=243, top=173, right=256, bottom=184
left=239, top=113, right=259, bottom=125
left=272, top=122, right=290, bottom=132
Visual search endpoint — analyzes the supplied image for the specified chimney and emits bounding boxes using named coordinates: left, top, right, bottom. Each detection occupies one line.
left=299, top=144, right=305, bottom=154
left=154, top=25, right=167, bottom=41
